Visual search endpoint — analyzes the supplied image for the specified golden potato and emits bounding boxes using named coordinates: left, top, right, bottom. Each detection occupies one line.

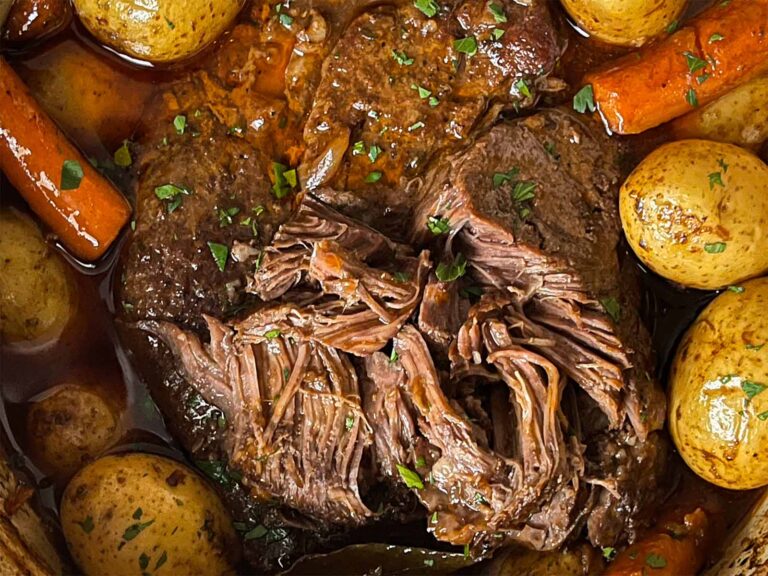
left=73, top=0, right=244, bottom=63
left=620, top=140, right=768, bottom=290
left=61, top=453, right=240, bottom=576
left=561, top=0, right=686, bottom=47
left=0, top=209, right=74, bottom=345
left=669, top=277, right=768, bottom=490
left=672, top=77, right=768, bottom=150
left=27, top=383, right=121, bottom=476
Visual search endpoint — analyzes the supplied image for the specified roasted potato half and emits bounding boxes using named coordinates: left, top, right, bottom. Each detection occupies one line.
left=73, top=0, right=244, bottom=63
left=61, top=453, right=240, bottom=575
left=0, top=208, right=74, bottom=345
left=620, top=140, right=768, bottom=290
left=669, top=277, right=768, bottom=490
left=560, top=0, right=686, bottom=46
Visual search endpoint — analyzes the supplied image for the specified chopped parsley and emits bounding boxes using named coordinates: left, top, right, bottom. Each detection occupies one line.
left=424, top=559, right=435, bottom=567
left=600, top=297, right=621, bottom=323
left=352, top=141, right=366, bottom=155
left=686, top=88, right=699, bottom=107
left=746, top=343, right=765, bottom=351
left=718, top=157, right=729, bottom=172
left=392, top=50, right=414, bottom=66
left=704, top=242, right=726, bottom=254
left=728, top=285, right=745, bottom=293
left=365, top=171, right=383, bottom=183
left=396, top=464, right=424, bottom=489
left=394, top=271, right=411, bottom=283
left=428, top=95, right=440, bottom=107
left=427, top=216, right=451, bottom=235
left=76, top=516, right=94, bottom=534
left=408, top=121, right=425, bottom=132
left=742, top=380, right=767, bottom=400
left=132, top=507, right=143, bottom=520
left=493, top=167, right=520, bottom=188
left=514, top=78, right=532, bottom=99
left=139, top=553, right=150, bottom=570
left=683, top=51, right=707, bottom=74
left=345, top=415, right=355, bottom=431
left=218, top=206, right=240, bottom=227
left=602, top=547, right=617, bottom=561
left=697, top=72, right=711, bottom=85
left=573, top=85, right=596, bottom=114
left=708, top=171, right=725, bottom=189
left=207, top=241, right=229, bottom=272
left=264, top=329, right=281, bottom=340
left=488, top=3, right=507, bottom=23
left=453, top=36, right=478, bottom=57
left=646, top=553, right=667, bottom=569
left=431, top=511, right=438, bottom=523
left=491, top=28, right=505, bottom=40
left=243, top=525, right=269, bottom=540
left=271, top=162, right=298, bottom=198
left=173, top=114, right=186, bottom=135
left=666, top=20, right=678, bottom=34
left=279, top=13, right=294, bottom=28
left=512, top=180, right=536, bottom=203
left=164, top=16, right=175, bottom=29
left=114, top=140, right=132, bottom=167
left=155, top=551, right=168, bottom=570
left=758, top=411, right=768, bottom=421
left=412, top=84, right=432, bottom=99
left=122, top=519, right=155, bottom=541
left=368, top=144, right=382, bottom=163
left=709, top=33, right=725, bottom=43
left=415, top=456, right=427, bottom=467
left=435, top=253, right=467, bottom=282
left=60, top=160, right=84, bottom=190
left=389, top=347, right=399, bottom=363
left=154, top=183, right=191, bottom=212
left=414, top=0, right=439, bottom=17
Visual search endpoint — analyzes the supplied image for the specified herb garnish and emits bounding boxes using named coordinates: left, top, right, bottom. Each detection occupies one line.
left=742, top=380, right=767, bottom=400
left=345, top=415, right=355, bottom=431
left=392, top=50, right=414, bottom=66
left=123, top=519, right=155, bottom=541
left=488, top=3, right=507, bottom=23
left=704, top=242, right=726, bottom=254
left=155, top=551, right=168, bottom=570
left=600, top=297, right=621, bottom=323
left=453, top=36, right=478, bottom=57
left=408, top=121, right=425, bottom=132
left=427, top=216, right=451, bottom=235
left=76, top=516, right=94, bottom=534
left=389, top=347, right=399, bottom=363
left=264, top=329, right=281, bottom=340
left=514, top=78, right=532, bottom=99
left=412, top=84, right=432, bottom=99
left=244, top=525, right=269, bottom=540
left=352, top=141, right=366, bottom=155
left=365, top=171, right=383, bottom=183
left=727, top=285, right=745, bottom=293
left=207, top=241, right=228, bottom=272
left=708, top=171, right=725, bottom=189
left=746, top=343, right=765, bottom=351
left=491, top=28, right=505, bottom=40
left=666, top=20, right=678, bottom=34
left=368, top=144, right=382, bottom=163
left=685, top=88, right=699, bottom=107
left=271, top=162, right=298, bottom=198
left=646, top=553, right=667, bottom=569
left=709, top=33, right=725, bottom=43
left=139, top=553, right=150, bottom=570
left=435, top=253, right=467, bottom=282
left=154, top=183, right=191, bottom=212
left=173, top=114, right=186, bottom=135
left=60, top=160, right=84, bottom=190
left=493, top=168, right=520, bottom=188
left=683, top=51, right=707, bottom=74
left=414, top=0, right=439, bottom=17
left=114, top=141, right=133, bottom=167
left=132, top=507, right=143, bottom=520
left=758, top=411, right=768, bottom=421
left=573, top=85, right=595, bottom=113
left=396, top=464, right=424, bottom=489
left=512, top=180, right=536, bottom=203
left=602, top=547, right=617, bottom=561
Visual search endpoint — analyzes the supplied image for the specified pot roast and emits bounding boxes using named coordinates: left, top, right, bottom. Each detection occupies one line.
left=118, top=0, right=669, bottom=570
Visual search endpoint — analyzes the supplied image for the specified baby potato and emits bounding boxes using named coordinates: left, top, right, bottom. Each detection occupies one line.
left=561, top=0, right=686, bottom=47
left=27, top=383, right=121, bottom=477
left=61, top=453, right=240, bottom=576
left=0, top=208, right=74, bottom=345
left=669, top=277, right=768, bottom=490
left=73, top=0, right=244, bottom=63
left=672, top=77, right=768, bottom=150
left=620, top=140, right=768, bottom=290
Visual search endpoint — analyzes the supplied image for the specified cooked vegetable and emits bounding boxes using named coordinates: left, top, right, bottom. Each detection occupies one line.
left=0, top=208, right=74, bottom=344
left=668, top=277, right=768, bottom=490
left=72, top=0, right=244, bottom=63
left=619, top=140, right=768, bottom=290
left=3, top=0, right=71, bottom=43
left=0, top=57, right=131, bottom=261
left=583, top=0, right=768, bottom=134
left=560, top=0, right=685, bottom=47
left=26, top=383, right=121, bottom=476
left=61, top=453, right=240, bottom=575
left=672, top=76, right=768, bottom=150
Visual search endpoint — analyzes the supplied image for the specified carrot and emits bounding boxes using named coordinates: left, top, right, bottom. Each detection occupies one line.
left=583, top=0, right=768, bottom=134
left=0, top=57, right=131, bottom=261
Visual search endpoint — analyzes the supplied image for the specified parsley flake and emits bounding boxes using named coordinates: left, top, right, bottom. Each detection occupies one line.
left=493, top=167, right=519, bottom=187
left=435, top=253, right=467, bottom=282
left=602, top=547, right=617, bottom=561
left=573, top=85, right=596, bottom=114
left=742, top=380, right=767, bottom=400
left=512, top=180, right=536, bottom=202
left=683, top=51, right=707, bottom=74
left=345, top=415, right=355, bottom=431
left=709, top=33, right=725, bottom=43
left=392, top=50, right=414, bottom=66
left=368, top=144, right=382, bottom=163
left=414, top=0, right=439, bottom=17
left=686, top=88, right=699, bottom=107
left=488, top=3, right=507, bottom=23
left=708, top=171, right=725, bottom=189
left=396, top=464, right=424, bottom=489
left=207, top=241, right=228, bottom=272
left=114, top=140, right=133, bottom=167
left=365, top=171, right=383, bottom=183
left=515, top=78, right=532, bottom=99
left=76, top=516, right=94, bottom=534
left=264, top=329, right=281, bottom=340
left=646, top=553, right=667, bottom=569
left=427, top=216, right=451, bottom=235
left=123, top=519, right=155, bottom=541
left=704, top=242, right=726, bottom=254
left=60, top=160, right=84, bottom=190
left=453, top=36, right=478, bottom=57
left=600, top=297, right=621, bottom=323
left=728, top=285, right=745, bottom=293
left=491, top=28, right=505, bottom=40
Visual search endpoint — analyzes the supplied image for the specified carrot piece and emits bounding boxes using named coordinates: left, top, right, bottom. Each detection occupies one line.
left=0, top=56, right=131, bottom=261
left=584, top=0, right=768, bottom=134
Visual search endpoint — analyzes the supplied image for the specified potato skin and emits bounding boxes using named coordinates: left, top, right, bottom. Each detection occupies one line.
left=561, top=0, right=686, bottom=47
left=27, top=384, right=121, bottom=477
left=73, top=0, right=244, bottom=63
left=61, top=453, right=240, bottom=576
left=620, top=140, right=768, bottom=290
left=0, top=209, right=74, bottom=344
left=672, top=76, right=768, bottom=150
left=669, top=277, right=768, bottom=490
